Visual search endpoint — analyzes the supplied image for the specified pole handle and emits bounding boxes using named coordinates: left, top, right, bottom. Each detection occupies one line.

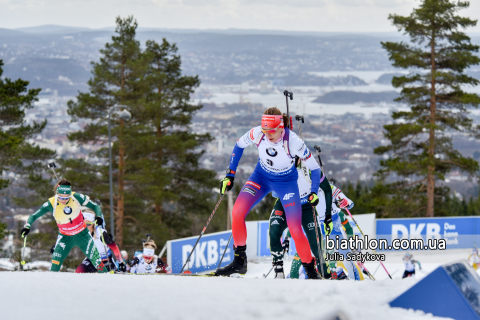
left=313, top=145, right=324, bottom=171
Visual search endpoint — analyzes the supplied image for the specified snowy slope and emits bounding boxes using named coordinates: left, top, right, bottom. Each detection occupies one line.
left=1, top=250, right=463, bottom=320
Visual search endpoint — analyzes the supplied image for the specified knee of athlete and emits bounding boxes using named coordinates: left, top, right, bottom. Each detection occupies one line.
left=288, top=228, right=307, bottom=242
left=232, top=205, right=250, bottom=222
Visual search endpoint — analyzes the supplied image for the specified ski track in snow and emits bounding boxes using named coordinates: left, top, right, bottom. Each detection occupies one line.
left=1, top=250, right=463, bottom=320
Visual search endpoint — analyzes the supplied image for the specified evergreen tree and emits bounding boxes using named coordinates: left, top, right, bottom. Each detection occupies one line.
left=0, top=60, right=55, bottom=200
left=124, top=38, right=217, bottom=243
left=67, top=16, right=144, bottom=246
left=67, top=17, right=217, bottom=249
left=375, top=0, right=480, bottom=217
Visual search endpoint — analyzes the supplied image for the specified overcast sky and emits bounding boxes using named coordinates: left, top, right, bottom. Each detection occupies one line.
left=1, top=0, right=480, bottom=33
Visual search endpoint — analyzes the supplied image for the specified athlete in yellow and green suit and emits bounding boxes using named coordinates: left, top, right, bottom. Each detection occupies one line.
left=21, top=179, right=107, bottom=273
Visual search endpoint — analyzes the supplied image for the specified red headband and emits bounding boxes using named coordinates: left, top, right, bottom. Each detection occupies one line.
left=261, top=115, right=284, bottom=129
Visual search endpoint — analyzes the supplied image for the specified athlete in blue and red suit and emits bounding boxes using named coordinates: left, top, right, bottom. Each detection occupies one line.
left=214, top=107, right=322, bottom=279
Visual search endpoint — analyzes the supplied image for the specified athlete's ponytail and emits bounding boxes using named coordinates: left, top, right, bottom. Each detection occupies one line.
left=263, top=107, right=290, bottom=129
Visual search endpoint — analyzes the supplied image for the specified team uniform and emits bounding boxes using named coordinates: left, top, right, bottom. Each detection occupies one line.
left=129, top=255, right=166, bottom=274
left=288, top=182, right=360, bottom=279
left=231, top=127, right=320, bottom=260
left=217, top=119, right=321, bottom=277
left=319, top=184, right=360, bottom=280
left=268, top=160, right=329, bottom=278
left=75, top=228, right=123, bottom=272
left=402, top=253, right=421, bottom=278
left=24, top=190, right=107, bottom=273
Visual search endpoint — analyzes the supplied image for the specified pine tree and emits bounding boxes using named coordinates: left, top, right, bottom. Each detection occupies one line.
left=0, top=60, right=55, bottom=200
left=67, top=18, right=217, bottom=249
left=67, top=16, right=144, bottom=246
left=374, top=0, right=480, bottom=217
left=124, top=38, right=217, bottom=243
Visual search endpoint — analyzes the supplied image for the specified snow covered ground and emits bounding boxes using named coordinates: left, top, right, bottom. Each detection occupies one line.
left=0, top=249, right=471, bottom=320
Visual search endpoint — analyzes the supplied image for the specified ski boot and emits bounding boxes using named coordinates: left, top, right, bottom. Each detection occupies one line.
left=337, top=268, right=348, bottom=280
left=214, top=245, right=247, bottom=276
left=331, top=271, right=338, bottom=280
left=273, top=260, right=285, bottom=279
left=302, top=258, right=321, bottom=280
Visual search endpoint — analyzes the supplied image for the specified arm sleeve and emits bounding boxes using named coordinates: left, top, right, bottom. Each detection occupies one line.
left=337, top=190, right=354, bottom=209
left=26, top=202, right=53, bottom=227
left=289, top=132, right=321, bottom=193
left=227, top=127, right=260, bottom=176
left=415, top=260, right=422, bottom=269
left=75, top=193, right=102, bottom=217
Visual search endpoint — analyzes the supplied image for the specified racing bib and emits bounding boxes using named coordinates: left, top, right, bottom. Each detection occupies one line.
left=49, top=193, right=86, bottom=235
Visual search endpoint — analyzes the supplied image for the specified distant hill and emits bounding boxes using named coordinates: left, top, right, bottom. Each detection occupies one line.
left=16, top=25, right=91, bottom=34
left=375, top=73, right=405, bottom=84
left=313, top=91, right=399, bottom=104
left=0, top=28, right=28, bottom=37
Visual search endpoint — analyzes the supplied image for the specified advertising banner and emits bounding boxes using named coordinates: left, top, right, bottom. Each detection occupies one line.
left=167, top=230, right=233, bottom=274
left=376, top=217, right=478, bottom=250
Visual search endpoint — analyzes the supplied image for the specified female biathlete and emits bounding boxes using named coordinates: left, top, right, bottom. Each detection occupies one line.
left=21, top=179, right=107, bottom=273
left=215, top=107, right=322, bottom=279
left=268, top=157, right=333, bottom=279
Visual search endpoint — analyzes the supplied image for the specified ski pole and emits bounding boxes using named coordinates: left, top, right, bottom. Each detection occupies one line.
left=264, top=235, right=289, bottom=278
left=100, top=232, right=114, bottom=272
left=96, top=223, right=114, bottom=273
left=295, top=115, right=304, bottom=138
left=313, top=145, right=324, bottom=174
left=21, top=236, right=27, bottom=269
left=217, top=232, right=232, bottom=269
left=295, top=121, right=325, bottom=278
left=335, top=217, right=375, bottom=280
left=313, top=206, right=325, bottom=278
left=283, top=90, right=293, bottom=124
left=264, top=266, right=274, bottom=278
left=47, top=162, right=60, bottom=182
left=344, top=208, right=393, bottom=279
left=181, top=194, right=225, bottom=273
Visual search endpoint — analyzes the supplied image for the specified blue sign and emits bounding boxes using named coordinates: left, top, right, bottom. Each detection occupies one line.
left=169, top=231, right=233, bottom=274
left=257, top=221, right=270, bottom=256
left=376, top=217, right=478, bottom=250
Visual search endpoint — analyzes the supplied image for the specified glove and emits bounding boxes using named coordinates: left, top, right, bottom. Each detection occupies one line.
left=324, top=216, right=333, bottom=235
left=220, top=176, right=234, bottom=195
left=50, top=245, right=55, bottom=255
left=95, top=216, right=103, bottom=226
left=131, top=257, right=140, bottom=266
left=21, top=227, right=30, bottom=238
left=308, top=192, right=319, bottom=206
left=338, top=198, right=348, bottom=208
left=282, top=238, right=290, bottom=252
left=118, top=262, right=126, bottom=272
